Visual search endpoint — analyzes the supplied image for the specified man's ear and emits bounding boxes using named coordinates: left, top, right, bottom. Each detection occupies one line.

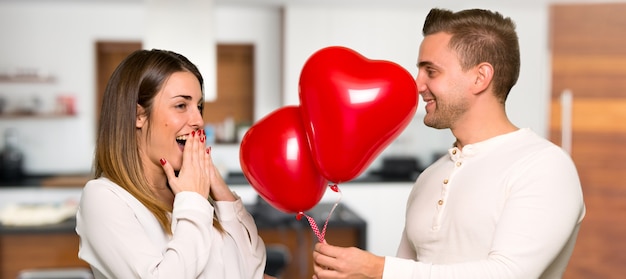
left=471, top=62, right=494, bottom=94
left=136, top=104, right=147, bottom=129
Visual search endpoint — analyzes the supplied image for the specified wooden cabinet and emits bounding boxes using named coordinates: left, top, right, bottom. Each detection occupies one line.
left=259, top=226, right=365, bottom=279
left=0, top=202, right=366, bottom=279
left=0, top=220, right=89, bottom=279
left=252, top=202, right=367, bottom=279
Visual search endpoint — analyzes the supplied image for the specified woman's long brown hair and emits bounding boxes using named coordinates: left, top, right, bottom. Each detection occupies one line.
left=94, top=49, right=222, bottom=234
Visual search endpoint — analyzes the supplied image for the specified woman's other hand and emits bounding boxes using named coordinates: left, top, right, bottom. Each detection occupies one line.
left=206, top=146, right=236, bottom=201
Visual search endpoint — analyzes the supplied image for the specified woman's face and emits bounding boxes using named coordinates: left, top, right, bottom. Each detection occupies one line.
left=137, top=71, right=204, bottom=175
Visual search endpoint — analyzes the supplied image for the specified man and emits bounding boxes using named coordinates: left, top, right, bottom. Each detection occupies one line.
left=312, top=8, right=585, bottom=279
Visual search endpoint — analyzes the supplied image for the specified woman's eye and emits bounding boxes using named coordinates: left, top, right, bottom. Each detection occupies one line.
left=198, top=104, right=204, bottom=116
left=175, top=103, right=187, bottom=109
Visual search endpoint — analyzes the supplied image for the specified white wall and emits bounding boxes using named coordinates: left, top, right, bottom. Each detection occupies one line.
left=0, top=2, right=144, bottom=174
left=0, top=2, right=281, bottom=175
left=282, top=4, right=550, bottom=168
left=0, top=1, right=552, bottom=176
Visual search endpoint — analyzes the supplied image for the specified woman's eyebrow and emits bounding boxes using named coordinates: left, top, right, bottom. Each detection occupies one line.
left=171, top=95, right=193, bottom=100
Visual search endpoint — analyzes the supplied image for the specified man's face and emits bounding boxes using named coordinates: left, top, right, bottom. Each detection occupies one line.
left=416, top=32, right=473, bottom=129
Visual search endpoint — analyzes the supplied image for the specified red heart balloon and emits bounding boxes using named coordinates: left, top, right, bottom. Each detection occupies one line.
left=239, top=106, right=328, bottom=213
left=299, top=46, right=418, bottom=183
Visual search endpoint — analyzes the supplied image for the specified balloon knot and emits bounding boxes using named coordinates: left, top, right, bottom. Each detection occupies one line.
left=296, top=212, right=304, bottom=221
left=330, top=184, right=339, bottom=192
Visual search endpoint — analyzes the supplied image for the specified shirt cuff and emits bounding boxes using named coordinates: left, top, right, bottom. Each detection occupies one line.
left=171, top=192, right=214, bottom=232
left=173, top=191, right=213, bottom=213
left=383, top=256, right=430, bottom=279
left=215, top=197, right=245, bottom=222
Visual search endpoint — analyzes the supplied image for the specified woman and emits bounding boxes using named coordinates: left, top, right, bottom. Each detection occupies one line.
left=76, top=49, right=269, bottom=278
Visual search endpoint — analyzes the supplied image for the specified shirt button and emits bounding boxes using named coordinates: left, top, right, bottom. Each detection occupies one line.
left=456, top=162, right=462, bottom=167
left=452, top=149, right=457, bottom=155
left=438, top=199, right=444, bottom=205
left=443, top=179, right=449, bottom=184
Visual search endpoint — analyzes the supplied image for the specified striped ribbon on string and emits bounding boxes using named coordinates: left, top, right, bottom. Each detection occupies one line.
left=297, top=184, right=342, bottom=243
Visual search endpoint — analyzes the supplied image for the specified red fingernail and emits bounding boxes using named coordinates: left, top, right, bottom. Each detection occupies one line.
left=206, top=146, right=212, bottom=154
left=200, top=136, right=205, bottom=143
left=159, top=158, right=166, bottom=166
left=192, top=131, right=196, bottom=137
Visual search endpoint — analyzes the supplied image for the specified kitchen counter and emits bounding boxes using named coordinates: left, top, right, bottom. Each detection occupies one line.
left=0, top=166, right=417, bottom=258
left=0, top=200, right=366, bottom=279
left=0, top=181, right=412, bottom=278
left=0, top=201, right=365, bottom=237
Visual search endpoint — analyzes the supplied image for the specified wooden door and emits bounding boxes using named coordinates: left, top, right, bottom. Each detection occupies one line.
left=96, top=41, right=142, bottom=129
left=550, top=4, right=626, bottom=278
left=203, top=44, right=254, bottom=128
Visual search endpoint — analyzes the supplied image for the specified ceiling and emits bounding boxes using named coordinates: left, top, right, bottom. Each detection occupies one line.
left=213, top=0, right=626, bottom=8
left=2, top=0, right=623, bottom=6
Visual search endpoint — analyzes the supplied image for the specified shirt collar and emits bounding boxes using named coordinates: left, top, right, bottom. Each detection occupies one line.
left=447, top=128, right=528, bottom=160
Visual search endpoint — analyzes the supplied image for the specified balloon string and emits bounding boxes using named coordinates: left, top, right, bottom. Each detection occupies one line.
left=299, top=184, right=342, bottom=243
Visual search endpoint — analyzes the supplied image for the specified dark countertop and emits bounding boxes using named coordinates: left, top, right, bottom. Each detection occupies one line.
left=0, top=217, right=78, bottom=234
left=0, top=170, right=408, bottom=235
left=0, top=176, right=51, bottom=187
left=0, top=171, right=418, bottom=188
left=1, top=154, right=424, bottom=188
left=225, top=171, right=418, bottom=185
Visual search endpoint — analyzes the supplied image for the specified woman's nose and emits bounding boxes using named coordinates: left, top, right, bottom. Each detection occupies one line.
left=190, top=110, right=204, bottom=128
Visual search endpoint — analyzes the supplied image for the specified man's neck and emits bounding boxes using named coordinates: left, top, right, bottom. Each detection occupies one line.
left=451, top=114, right=518, bottom=149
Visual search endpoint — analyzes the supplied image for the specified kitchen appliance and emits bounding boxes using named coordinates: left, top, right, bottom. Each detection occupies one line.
left=0, top=128, right=24, bottom=183
left=372, top=156, right=422, bottom=181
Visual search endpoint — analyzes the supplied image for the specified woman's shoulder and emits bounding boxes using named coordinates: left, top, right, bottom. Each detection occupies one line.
left=78, top=177, right=156, bottom=227
left=83, top=177, right=124, bottom=198
left=81, top=177, right=139, bottom=209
